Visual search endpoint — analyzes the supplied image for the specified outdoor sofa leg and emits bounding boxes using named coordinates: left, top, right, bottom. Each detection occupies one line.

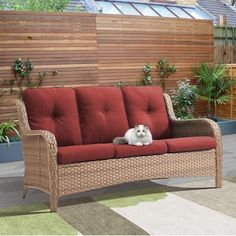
left=49, top=193, right=58, bottom=212
left=215, top=173, right=223, bottom=188
left=22, top=185, right=28, bottom=198
left=215, top=154, right=223, bottom=188
left=215, top=162, right=223, bottom=188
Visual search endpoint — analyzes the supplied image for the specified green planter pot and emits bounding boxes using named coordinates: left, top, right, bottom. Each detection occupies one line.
left=0, top=141, right=23, bottom=163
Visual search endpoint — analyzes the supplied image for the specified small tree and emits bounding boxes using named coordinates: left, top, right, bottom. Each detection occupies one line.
left=193, top=63, right=234, bottom=117
left=156, top=58, right=177, bottom=92
left=171, top=79, right=196, bottom=119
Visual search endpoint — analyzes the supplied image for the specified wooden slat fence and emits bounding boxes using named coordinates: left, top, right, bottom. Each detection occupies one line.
left=0, top=11, right=214, bottom=122
left=214, top=26, right=236, bottom=64
left=216, top=64, right=236, bottom=119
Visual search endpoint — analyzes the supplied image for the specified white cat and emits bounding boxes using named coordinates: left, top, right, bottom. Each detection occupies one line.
left=113, top=125, right=153, bottom=146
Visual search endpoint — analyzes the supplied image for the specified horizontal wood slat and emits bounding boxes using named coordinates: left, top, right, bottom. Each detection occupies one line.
left=216, top=64, right=236, bottom=119
left=96, top=15, right=213, bottom=89
left=0, top=11, right=213, bottom=122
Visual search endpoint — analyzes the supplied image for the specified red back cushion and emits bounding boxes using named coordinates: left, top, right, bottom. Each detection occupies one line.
left=122, top=86, right=170, bottom=139
left=74, top=87, right=129, bottom=144
left=23, top=88, right=82, bottom=146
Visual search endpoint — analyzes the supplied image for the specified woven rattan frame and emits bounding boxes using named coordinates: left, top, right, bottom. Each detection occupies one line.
left=16, top=93, right=222, bottom=211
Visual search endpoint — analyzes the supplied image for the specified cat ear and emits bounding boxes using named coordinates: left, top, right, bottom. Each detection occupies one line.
left=144, top=125, right=149, bottom=130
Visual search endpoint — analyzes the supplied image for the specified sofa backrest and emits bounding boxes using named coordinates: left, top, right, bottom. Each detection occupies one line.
left=23, top=86, right=170, bottom=146
left=74, top=87, right=129, bottom=144
left=122, top=86, right=170, bottom=139
left=23, top=88, right=82, bottom=147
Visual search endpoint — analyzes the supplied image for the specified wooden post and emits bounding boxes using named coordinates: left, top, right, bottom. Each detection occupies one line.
left=233, top=28, right=236, bottom=46
left=230, top=66, right=233, bottom=119
left=219, top=15, right=227, bottom=27
left=219, top=15, right=228, bottom=63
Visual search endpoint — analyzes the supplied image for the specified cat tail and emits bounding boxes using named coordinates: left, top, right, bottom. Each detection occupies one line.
left=113, top=137, right=128, bottom=144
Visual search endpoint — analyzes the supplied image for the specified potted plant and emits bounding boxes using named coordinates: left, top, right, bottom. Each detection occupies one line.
left=0, top=120, right=22, bottom=163
left=193, top=63, right=236, bottom=134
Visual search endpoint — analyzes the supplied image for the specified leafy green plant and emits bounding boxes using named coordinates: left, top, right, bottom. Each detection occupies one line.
left=75, top=4, right=81, bottom=11
left=142, top=63, right=152, bottom=85
left=0, top=0, right=69, bottom=11
left=171, top=79, right=196, bottom=119
left=0, top=121, right=20, bottom=148
left=114, top=81, right=136, bottom=87
left=12, top=57, right=34, bottom=88
left=156, top=58, right=177, bottom=92
left=1, top=58, right=47, bottom=96
left=115, top=59, right=176, bottom=88
left=114, top=81, right=124, bottom=87
left=193, top=63, right=234, bottom=117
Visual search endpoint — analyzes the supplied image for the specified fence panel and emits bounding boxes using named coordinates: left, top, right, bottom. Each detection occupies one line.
left=0, top=11, right=214, bottom=122
left=216, top=64, right=236, bottom=119
left=214, top=26, right=236, bottom=64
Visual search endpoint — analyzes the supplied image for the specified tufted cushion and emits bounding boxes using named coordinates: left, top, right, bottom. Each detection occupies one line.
left=74, top=87, right=129, bottom=144
left=122, top=86, right=170, bottom=139
left=23, top=88, right=82, bottom=147
left=114, top=140, right=167, bottom=158
left=58, top=143, right=115, bottom=164
left=163, top=136, right=216, bottom=153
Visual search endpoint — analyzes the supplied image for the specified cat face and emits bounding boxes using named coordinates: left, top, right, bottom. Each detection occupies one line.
left=134, top=125, right=149, bottom=138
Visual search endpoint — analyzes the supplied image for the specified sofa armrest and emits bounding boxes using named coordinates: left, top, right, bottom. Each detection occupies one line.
left=163, top=93, right=221, bottom=139
left=21, top=129, right=58, bottom=161
left=16, top=98, right=58, bottom=161
left=16, top=99, right=58, bottom=201
left=163, top=92, right=222, bottom=148
left=20, top=128, right=58, bottom=187
left=170, top=118, right=221, bottom=139
left=170, top=117, right=223, bottom=186
left=163, top=94, right=222, bottom=185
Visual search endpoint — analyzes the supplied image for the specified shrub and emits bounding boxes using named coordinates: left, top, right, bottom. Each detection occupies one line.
left=193, top=63, right=234, bottom=117
left=171, top=79, right=196, bottom=119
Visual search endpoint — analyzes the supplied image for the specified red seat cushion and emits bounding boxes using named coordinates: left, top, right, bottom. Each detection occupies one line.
left=74, top=87, right=129, bottom=144
left=58, top=144, right=115, bottom=164
left=114, top=140, right=168, bottom=158
left=122, top=86, right=170, bottom=139
left=23, top=88, right=82, bottom=147
left=163, top=136, right=216, bottom=153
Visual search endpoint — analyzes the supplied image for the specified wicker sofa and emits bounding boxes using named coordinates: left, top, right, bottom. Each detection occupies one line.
left=16, top=86, right=222, bottom=211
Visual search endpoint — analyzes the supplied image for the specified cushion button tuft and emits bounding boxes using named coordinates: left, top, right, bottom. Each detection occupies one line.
left=52, top=113, right=57, bottom=119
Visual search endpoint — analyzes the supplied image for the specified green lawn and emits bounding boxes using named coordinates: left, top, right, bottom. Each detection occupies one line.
left=0, top=203, right=78, bottom=235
